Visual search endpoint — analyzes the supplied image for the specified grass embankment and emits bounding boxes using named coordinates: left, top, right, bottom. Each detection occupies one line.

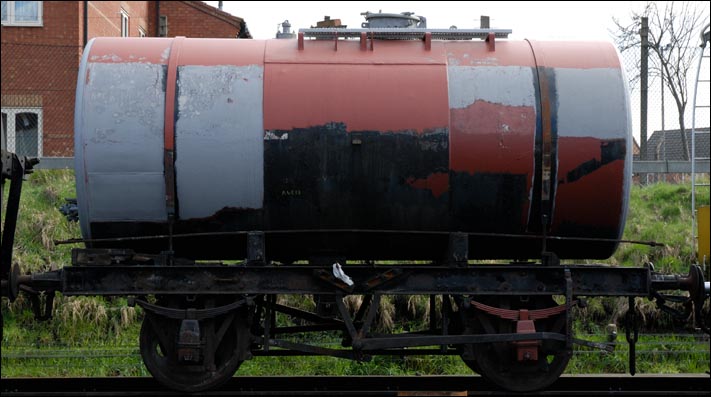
left=1, top=170, right=709, bottom=376
left=612, top=181, right=707, bottom=273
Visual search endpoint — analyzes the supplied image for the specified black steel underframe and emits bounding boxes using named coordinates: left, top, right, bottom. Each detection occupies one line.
left=18, top=261, right=651, bottom=357
left=22, top=261, right=651, bottom=358
left=13, top=256, right=708, bottom=381
left=258, top=332, right=570, bottom=360
left=32, top=264, right=651, bottom=296
left=19, top=247, right=706, bottom=369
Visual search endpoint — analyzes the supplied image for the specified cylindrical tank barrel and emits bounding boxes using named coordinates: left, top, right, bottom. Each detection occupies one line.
left=74, top=37, right=631, bottom=260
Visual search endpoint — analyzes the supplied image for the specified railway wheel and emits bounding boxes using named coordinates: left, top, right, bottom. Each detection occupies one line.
left=460, top=296, right=571, bottom=392
left=139, top=297, right=251, bottom=392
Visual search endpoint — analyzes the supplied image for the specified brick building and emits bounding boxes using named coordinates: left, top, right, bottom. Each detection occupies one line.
left=1, top=1, right=249, bottom=158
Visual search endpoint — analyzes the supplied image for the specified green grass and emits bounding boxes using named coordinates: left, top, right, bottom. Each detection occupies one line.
left=240, top=352, right=473, bottom=376
left=2, top=171, right=709, bottom=378
left=567, top=323, right=710, bottom=374
left=610, top=181, right=709, bottom=273
left=1, top=170, right=79, bottom=274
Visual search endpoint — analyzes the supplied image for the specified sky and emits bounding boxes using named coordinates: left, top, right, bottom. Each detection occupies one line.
left=203, top=1, right=711, bottom=143
left=205, top=1, right=647, bottom=41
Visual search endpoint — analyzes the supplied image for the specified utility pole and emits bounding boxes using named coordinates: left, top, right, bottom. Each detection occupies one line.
left=640, top=17, right=649, bottom=183
left=660, top=43, right=670, bottom=182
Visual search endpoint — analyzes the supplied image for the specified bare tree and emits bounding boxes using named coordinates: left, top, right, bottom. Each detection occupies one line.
left=614, top=1, right=709, bottom=161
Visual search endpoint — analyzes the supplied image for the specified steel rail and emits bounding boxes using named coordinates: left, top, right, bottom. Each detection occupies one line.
left=1, top=375, right=709, bottom=396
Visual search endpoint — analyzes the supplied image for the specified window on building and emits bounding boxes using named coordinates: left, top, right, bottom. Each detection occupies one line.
left=138, top=26, right=146, bottom=38
left=120, top=8, right=129, bottom=37
left=1, top=108, right=43, bottom=157
left=1, top=1, right=43, bottom=26
left=159, top=15, right=167, bottom=37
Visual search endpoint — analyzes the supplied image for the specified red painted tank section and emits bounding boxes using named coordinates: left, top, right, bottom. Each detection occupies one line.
left=551, top=137, right=624, bottom=231
left=406, top=172, right=449, bottom=198
left=177, top=39, right=266, bottom=66
left=87, top=37, right=172, bottom=64
left=552, top=162, right=625, bottom=232
left=526, top=41, right=621, bottom=69
left=164, top=37, right=185, bottom=151
left=263, top=63, right=449, bottom=133
left=450, top=101, right=536, bottom=227
left=450, top=101, right=536, bottom=175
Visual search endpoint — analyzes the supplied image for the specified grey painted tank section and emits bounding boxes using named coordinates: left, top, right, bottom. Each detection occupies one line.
left=555, top=68, right=628, bottom=140
left=554, top=66, right=632, bottom=241
left=619, top=66, right=634, bottom=241
left=87, top=172, right=167, bottom=220
left=78, top=61, right=167, bottom=223
left=447, top=66, right=536, bottom=109
left=75, top=39, right=95, bottom=239
left=175, top=65, right=264, bottom=219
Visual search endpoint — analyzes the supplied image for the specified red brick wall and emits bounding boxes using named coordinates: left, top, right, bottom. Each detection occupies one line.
left=1, top=1, right=82, bottom=156
left=0, top=1, right=81, bottom=46
left=87, top=1, right=153, bottom=39
left=159, top=1, right=240, bottom=38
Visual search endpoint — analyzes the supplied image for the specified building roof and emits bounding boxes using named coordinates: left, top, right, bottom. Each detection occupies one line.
left=182, top=1, right=251, bottom=38
left=645, top=127, right=710, bottom=161
left=632, top=137, right=641, bottom=161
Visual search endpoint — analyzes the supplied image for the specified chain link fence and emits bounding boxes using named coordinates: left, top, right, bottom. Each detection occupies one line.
left=619, top=43, right=710, bottom=160
left=1, top=41, right=79, bottom=161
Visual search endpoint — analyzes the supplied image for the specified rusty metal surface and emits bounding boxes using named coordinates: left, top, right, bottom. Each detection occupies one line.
left=47, top=264, right=650, bottom=296
left=75, top=37, right=632, bottom=260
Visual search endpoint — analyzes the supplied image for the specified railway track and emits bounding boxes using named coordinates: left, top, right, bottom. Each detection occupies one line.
left=1, top=375, right=709, bottom=396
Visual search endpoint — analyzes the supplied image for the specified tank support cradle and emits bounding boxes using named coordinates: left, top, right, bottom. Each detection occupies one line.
left=447, top=233, right=469, bottom=267
left=247, top=232, right=265, bottom=265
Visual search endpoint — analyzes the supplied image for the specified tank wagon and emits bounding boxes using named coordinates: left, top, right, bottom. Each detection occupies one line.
left=1, top=12, right=709, bottom=393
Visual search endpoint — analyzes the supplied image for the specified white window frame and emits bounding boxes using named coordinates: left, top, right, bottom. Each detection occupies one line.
left=1, top=108, right=43, bottom=157
left=120, top=8, right=129, bottom=37
left=138, top=26, right=146, bottom=38
left=1, top=1, right=43, bottom=27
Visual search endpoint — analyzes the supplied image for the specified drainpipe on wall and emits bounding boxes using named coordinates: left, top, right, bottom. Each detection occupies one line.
left=83, top=0, right=88, bottom=49
left=156, top=1, right=160, bottom=37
